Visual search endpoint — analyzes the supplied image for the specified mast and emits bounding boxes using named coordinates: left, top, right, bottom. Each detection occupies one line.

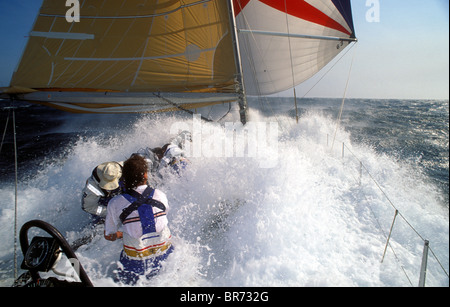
left=227, top=0, right=249, bottom=125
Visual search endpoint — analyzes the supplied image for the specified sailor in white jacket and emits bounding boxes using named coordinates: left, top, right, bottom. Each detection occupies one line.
left=81, top=161, right=123, bottom=221
left=153, top=130, right=191, bottom=175
left=81, top=150, right=157, bottom=221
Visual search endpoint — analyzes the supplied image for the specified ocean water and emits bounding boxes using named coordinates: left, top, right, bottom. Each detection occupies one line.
left=0, top=97, right=448, bottom=287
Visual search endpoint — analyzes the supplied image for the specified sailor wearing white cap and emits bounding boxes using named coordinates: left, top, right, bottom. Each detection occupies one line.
left=81, top=161, right=123, bottom=220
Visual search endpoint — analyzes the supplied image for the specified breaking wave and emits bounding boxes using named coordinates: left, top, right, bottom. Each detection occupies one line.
left=0, top=99, right=448, bottom=286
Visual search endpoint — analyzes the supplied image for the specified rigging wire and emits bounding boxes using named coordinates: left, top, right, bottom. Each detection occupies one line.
left=152, top=92, right=213, bottom=122
left=330, top=43, right=358, bottom=151
left=216, top=102, right=233, bottom=122
left=337, top=138, right=449, bottom=282
left=0, top=106, right=10, bottom=154
left=283, top=0, right=299, bottom=124
left=299, top=41, right=357, bottom=100
left=271, top=42, right=358, bottom=141
left=10, top=99, right=19, bottom=281
left=1, top=99, right=19, bottom=280
left=13, top=104, right=18, bottom=281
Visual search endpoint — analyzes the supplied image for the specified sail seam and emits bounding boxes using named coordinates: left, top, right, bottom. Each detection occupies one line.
left=64, top=48, right=216, bottom=62
left=130, top=1, right=158, bottom=88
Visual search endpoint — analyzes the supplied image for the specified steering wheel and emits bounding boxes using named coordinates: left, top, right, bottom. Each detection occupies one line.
left=17, top=220, right=93, bottom=287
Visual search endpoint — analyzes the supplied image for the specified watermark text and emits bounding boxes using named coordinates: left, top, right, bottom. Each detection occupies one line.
left=366, top=0, right=380, bottom=23
left=171, top=115, right=279, bottom=169
left=66, top=0, right=80, bottom=23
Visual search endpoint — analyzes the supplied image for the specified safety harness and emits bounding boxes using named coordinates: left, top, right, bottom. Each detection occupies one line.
left=119, top=187, right=166, bottom=234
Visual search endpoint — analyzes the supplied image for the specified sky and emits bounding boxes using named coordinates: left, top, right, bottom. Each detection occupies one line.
left=0, top=0, right=448, bottom=100
left=294, top=0, right=450, bottom=100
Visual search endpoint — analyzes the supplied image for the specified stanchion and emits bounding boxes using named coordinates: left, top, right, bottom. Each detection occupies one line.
left=418, top=240, right=430, bottom=287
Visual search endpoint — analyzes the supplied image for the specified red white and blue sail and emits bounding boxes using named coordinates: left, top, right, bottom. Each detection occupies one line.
left=233, top=0, right=356, bottom=96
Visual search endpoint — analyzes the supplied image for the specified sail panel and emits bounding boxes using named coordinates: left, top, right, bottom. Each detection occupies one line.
left=11, top=0, right=237, bottom=94
left=233, top=0, right=356, bottom=96
left=331, top=0, right=356, bottom=35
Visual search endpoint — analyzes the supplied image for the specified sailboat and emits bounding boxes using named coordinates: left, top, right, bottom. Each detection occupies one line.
left=3, top=0, right=357, bottom=287
left=2, top=0, right=356, bottom=125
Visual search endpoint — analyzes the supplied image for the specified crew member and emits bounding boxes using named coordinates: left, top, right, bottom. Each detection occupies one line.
left=154, top=130, right=191, bottom=175
left=81, top=161, right=123, bottom=222
left=104, top=155, right=173, bottom=284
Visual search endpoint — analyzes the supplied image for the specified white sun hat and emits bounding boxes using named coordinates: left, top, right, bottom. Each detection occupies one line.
left=96, top=162, right=122, bottom=190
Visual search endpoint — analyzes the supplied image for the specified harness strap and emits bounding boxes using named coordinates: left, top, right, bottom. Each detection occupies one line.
left=119, top=187, right=166, bottom=223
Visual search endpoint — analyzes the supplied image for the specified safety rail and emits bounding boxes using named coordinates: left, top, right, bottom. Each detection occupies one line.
left=327, top=134, right=449, bottom=287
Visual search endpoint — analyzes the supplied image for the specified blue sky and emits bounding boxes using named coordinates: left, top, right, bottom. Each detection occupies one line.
left=0, top=0, right=448, bottom=100
left=295, top=0, right=449, bottom=100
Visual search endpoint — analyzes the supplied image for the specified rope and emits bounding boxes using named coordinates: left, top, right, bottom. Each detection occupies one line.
left=1, top=99, right=20, bottom=280
left=277, top=42, right=358, bottom=130
left=152, top=92, right=213, bottom=122
left=0, top=107, right=10, bottom=154
left=216, top=102, right=232, bottom=122
left=330, top=43, right=357, bottom=150
left=283, top=0, right=299, bottom=124
left=12, top=101, right=19, bottom=281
